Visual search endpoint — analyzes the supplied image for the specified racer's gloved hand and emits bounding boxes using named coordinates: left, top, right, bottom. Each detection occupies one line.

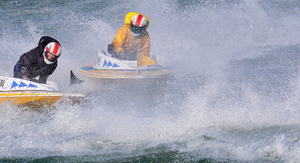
left=20, top=67, right=29, bottom=80
left=107, top=44, right=114, bottom=55
left=20, top=67, right=28, bottom=76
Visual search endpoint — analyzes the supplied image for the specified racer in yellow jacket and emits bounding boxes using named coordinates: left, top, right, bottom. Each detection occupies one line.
left=108, top=14, right=156, bottom=66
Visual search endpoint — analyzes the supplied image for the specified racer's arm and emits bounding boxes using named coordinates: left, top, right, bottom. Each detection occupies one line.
left=137, top=35, right=157, bottom=66
left=18, top=48, right=39, bottom=79
left=138, top=35, right=150, bottom=57
left=18, top=49, right=37, bottom=68
left=112, top=25, right=129, bottom=54
left=38, top=63, right=57, bottom=84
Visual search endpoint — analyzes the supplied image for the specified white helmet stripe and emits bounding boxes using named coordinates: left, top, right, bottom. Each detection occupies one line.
left=45, top=42, right=61, bottom=56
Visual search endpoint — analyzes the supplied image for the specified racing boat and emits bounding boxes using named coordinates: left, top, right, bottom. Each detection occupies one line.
left=77, top=12, right=170, bottom=80
left=77, top=51, right=171, bottom=79
left=0, top=76, right=85, bottom=110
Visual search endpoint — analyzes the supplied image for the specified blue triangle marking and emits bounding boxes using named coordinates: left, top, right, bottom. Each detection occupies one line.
left=103, top=60, right=107, bottom=67
left=107, top=61, right=113, bottom=67
left=28, top=83, right=38, bottom=88
left=112, top=63, right=119, bottom=67
left=11, top=81, right=18, bottom=88
left=19, top=82, right=27, bottom=87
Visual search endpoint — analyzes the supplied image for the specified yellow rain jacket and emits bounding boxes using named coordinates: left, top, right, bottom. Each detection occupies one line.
left=112, top=24, right=156, bottom=66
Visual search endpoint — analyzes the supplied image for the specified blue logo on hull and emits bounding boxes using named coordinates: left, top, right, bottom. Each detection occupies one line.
left=11, top=81, right=18, bottom=88
left=103, top=59, right=119, bottom=68
left=11, top=81, right=38, bottom=89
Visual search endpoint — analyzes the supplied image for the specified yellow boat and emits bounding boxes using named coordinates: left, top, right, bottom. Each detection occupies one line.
left=0, top=76, right=85, bottom=110
left=78, top=65, right=171, bottom=79
left=77, top=51, right=171, bottom=79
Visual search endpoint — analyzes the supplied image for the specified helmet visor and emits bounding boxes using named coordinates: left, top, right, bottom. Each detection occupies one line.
left=44, top=51, right=59, bottom=62
left=130, top=24, right=144, bottom=35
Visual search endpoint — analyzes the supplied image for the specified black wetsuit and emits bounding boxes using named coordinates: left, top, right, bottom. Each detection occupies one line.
left=13, top=36, right=60, bottom=84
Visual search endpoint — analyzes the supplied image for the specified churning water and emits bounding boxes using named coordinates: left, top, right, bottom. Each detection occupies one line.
left=1, top=0, right=300, bottom=162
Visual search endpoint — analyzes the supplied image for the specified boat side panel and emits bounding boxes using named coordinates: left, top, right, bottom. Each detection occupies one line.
left=78, top=65, right=171, bottom=79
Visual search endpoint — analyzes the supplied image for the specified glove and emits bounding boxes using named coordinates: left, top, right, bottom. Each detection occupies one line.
left=20, top=67, right=30, bottom=80
left=107, top=44, right=114, bottom=55
left=20, top=67, right=28, bottom=75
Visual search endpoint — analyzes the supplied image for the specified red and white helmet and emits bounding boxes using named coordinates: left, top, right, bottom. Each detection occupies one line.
left=131, top=14, right=147, bottom=27
left=130, top=15, right=147, bottom=35
left=43, top=42, right=61, bottom=64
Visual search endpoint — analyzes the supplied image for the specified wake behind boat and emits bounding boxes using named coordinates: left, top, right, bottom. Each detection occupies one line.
left=0, top=76, right=85, bottom=110
left=77, top=51, right=171, bottom=79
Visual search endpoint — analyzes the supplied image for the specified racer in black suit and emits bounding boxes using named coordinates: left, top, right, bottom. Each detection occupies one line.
left=13, top=36, right=61, bottom=83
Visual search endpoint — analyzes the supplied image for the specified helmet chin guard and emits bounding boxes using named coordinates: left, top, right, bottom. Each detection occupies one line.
left=43, top=55, right=54, bottom=64
left=131, top=31, right=141, bottom=36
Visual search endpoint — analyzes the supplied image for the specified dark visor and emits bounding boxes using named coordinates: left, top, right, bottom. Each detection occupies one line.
left=130, top=24, right=144, bottom=35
